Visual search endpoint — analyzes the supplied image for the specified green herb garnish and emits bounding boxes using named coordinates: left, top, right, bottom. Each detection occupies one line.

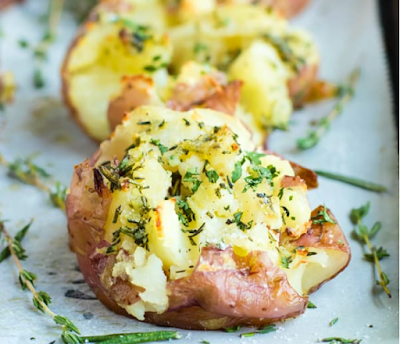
left=183, top=168, right=202, bottom=193
left=350, top=202, right=391, bottom=298
left=307, top=301, right=317, bottom=309
left=240, top=324, right=276, bottom=337
left=176, top=199, right=195, bottom=227
left=231, top=161, right=243, bottom=183
left=150, top=139, right=168, bottom=155
left=182, top=223, right=205, bottom=246
left=281, top=255, right=292, bottom=269
left=297, top=68, right=360, bottom=150
left=226, top=212, right=253, bottom=231
left=329, top=317, right=339, bottom=326
left=312, top=205, right=336, bottom=225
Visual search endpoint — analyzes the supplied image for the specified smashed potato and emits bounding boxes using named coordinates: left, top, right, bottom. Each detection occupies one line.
left=66, top=106, right=350, bottom=329
left=62, top=0, right=322, bottom=143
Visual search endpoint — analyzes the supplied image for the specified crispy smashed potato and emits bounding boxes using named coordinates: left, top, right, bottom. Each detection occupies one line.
left=62, top=0, right=322, bottom=144
left=66, top=106, right=350, bottom=329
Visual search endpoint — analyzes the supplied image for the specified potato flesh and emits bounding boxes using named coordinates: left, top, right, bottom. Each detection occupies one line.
left=98, top=106, right=335, bottom=319
left=112, top=241, right=168, bottom=320
left=229, top=40, right=292, bottom=129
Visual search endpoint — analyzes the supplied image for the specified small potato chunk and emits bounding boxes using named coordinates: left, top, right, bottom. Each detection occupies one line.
left=147, top=199, right=194, bottom=270
left=229, top=40, right=293, bottom=129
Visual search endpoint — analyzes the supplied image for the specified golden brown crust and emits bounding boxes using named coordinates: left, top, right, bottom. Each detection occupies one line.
left=289, top=160, right=318, bottom=190
left=264, top=150, right=318, bottom=190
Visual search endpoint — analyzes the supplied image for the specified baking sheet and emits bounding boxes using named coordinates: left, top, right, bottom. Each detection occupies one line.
left=0, top=0, right=398, bottom=343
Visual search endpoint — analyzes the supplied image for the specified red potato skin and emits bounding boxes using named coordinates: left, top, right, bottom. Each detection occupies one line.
left=0, top=0, right=23, bottom=10
left=267, top=0, right=311, bottom=18
left=217, top=0, right=311, bottom=18
left=66, top=138, right=349, bottom=329
left=107, top=76, right=243, bottom=132
left=107, top=75, right=156, bottom=131
left=289, top=63, right=319, bottom=108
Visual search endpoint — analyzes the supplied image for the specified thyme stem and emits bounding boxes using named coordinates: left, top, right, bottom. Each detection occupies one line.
left=359, top=221, right=391, bottom=298
left=315, top=170, right=387, bottom=193
left=297, top=68, right=360, bottom=150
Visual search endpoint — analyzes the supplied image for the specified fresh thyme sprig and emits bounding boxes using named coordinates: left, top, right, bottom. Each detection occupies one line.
left=0, top=220, right=181, bottom=344
left=350, top=202, right=391, bottom=298
left=315, top=170, right=387, bottom=193
left=297, top=68, right=360, bottom=150
left=0, top=220, right=81, bottom=342
left=0, top=154, right=67, bottom=211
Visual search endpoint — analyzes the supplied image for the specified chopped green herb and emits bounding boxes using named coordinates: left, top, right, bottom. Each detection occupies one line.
left=225, top=326, right=241, bottom=333
left=150, top=139, right=168, bottom=155
left=312, top=205, right=336, bottom=225
left=182, top=223, right=205, bottom=246
left=33, top=68, right=45, bottom=89
left=193, top=42, right=208, bottom=54
left=281, top=255, right=292, bottom=269
left=18, top=39, right=29, bottom=48
left=307, top=301, right=317, bottom=309
left=240, top=324, right=276, bottom=337
left=112, top=205, right=122, bottom=223
left=206, top=170, right=219, bottom=183
left=183, top=168, right=202, bottom=193
left=226, top=212, right=253, bottom=231
left=245, top=152, right=266, bottom=165
left=231, top=161, right=242, bottom=183
left=176, top=199, right=195, bottom=227
left=329, top=317, right=339, bottom=327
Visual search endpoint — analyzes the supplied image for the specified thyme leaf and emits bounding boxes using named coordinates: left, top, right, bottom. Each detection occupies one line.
left=150, top=139, right=168, bottom=155
left=312, top=205, right=336, bottom=225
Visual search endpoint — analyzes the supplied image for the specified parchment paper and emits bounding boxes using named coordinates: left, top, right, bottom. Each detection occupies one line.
left=0, top=0, right=398, bottom=343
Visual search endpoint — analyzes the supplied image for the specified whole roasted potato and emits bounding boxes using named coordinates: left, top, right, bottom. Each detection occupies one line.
left=62, top=0, right=320, bottom=143
left=66, top=106, right=350, bottom=330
